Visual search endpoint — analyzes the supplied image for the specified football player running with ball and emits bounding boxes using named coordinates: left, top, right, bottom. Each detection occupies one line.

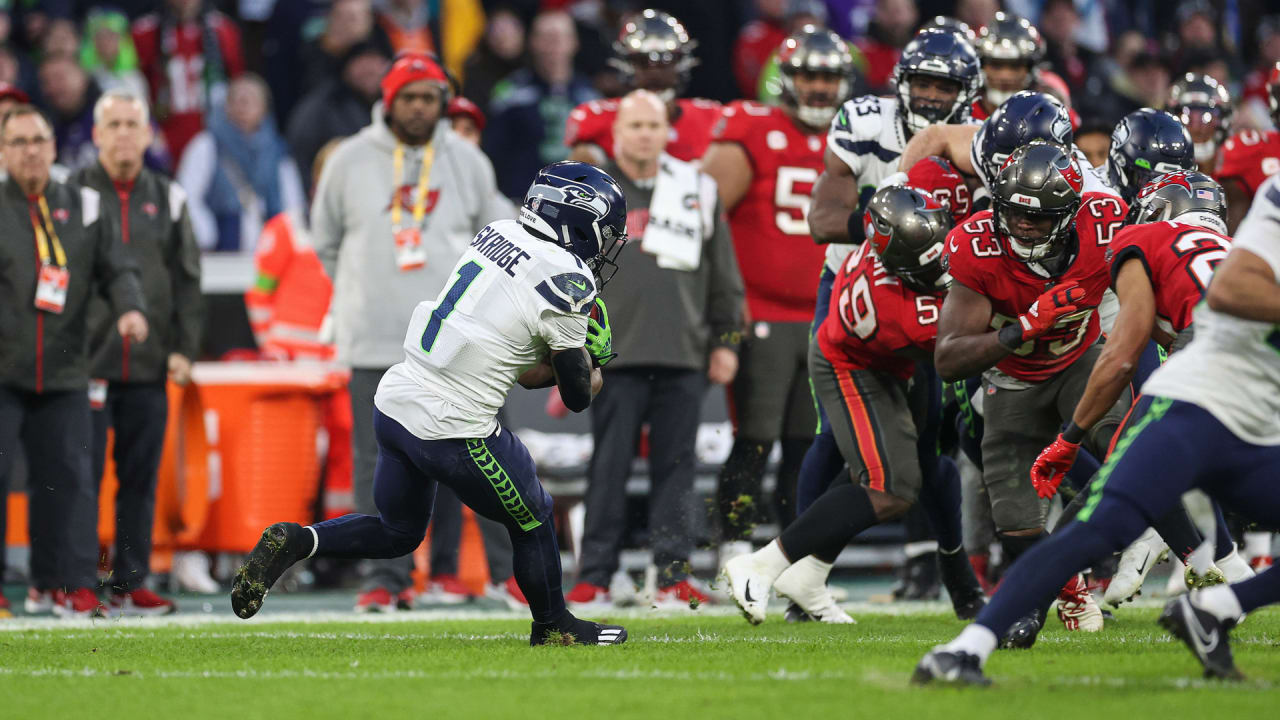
left=916, top=172, right=1280, bottom=685
left=232, top=162, right=630, bottom=646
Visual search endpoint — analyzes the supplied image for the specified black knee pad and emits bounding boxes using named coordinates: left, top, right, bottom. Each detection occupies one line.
left=997, top=532, right=1043, bottom=564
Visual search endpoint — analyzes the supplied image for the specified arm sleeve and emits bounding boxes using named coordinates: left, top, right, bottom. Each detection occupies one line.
left=167, top=183, right=204, bottom=359
left=310, top=147, right=345, bottom=280
left=175, top=133, right=218, bottom=251
left=705, top=195, right=745, bottom=350
left=1232, top=178, right=1280, bottom=281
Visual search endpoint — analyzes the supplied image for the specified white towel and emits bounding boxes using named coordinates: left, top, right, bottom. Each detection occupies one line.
left=641, top=154, right=717, bottom=271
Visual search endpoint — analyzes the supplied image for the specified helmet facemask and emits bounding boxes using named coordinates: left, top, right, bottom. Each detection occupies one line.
left=994, top=201, right=1076, bottom=262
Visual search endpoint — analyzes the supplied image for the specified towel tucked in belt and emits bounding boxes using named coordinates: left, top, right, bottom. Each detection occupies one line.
left=641, top=154, right=718, bottom=271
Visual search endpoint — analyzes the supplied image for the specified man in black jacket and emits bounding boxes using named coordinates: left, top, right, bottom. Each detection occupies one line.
left=77, top=89, right=202, bottom=617
left=0, top=104, right=147, bottom=619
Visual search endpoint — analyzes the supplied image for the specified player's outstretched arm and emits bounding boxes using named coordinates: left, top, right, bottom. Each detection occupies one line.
left=1207, top=247, right=1280, bottom=323
left=550, top=347, right=600, bottom=412
left=808, top=148, right=859, bottom=245
left=1068, top=261, right=1156, bottom=431
left=933, top=282, right=1008, bottom=381
left=897, top=124, right=978, bottom=177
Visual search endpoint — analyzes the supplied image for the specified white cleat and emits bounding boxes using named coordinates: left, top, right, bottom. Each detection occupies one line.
left=1215, top=546, right=1256, bottom=583
left=1185, top=562, right=1226, bottom=589
left=718, top=541, right=753, bottom=574
left=774, top=556, right=856, bottom=624
left=1105, top=527, right=1168, bottom=607
left=1166, top=563, right=1190, bottom=596
left=1056, top=573, right=1104, bottom=632
left=722, top=554, right=773, bottom=625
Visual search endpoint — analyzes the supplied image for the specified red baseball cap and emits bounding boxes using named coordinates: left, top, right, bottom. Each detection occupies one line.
left=0, top=83, right=31, bottom=104
left=381, top=52, right=449, bottom=110
left=446, top=96, right=486, bottom=132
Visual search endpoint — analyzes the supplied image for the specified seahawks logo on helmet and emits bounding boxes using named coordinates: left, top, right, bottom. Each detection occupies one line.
left=1050, top=111, right=1072, bottom=145
left=526, top=182, right=612, bottom=220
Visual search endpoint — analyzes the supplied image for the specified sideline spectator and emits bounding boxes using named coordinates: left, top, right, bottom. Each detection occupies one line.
left=133, top=0, right=245, bottom=162
left=461, top=7, right=524, bottom=113
left=178, top=74, right=305, bottom=253
left=0, top=104, right=147, bottom=619
left=288, top=41, right=390, bottom=192
left=79, top=89, right=202, bottom=616
left=80, top=8, right=149, bottom=100
left=311, top=52, right=507, bottom=612
left=299, top=0, right=392, bottom=96
left=38, top=54, right=99, bottom=172
left=567, top=90, right=743, bottom=607
left=484, top=10, right=597, bottom=200
left=1039, top=0, right=1102, bottom=97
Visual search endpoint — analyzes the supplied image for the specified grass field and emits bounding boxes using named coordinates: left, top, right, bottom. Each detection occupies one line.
left=3, top=603, right=1279, bottom=719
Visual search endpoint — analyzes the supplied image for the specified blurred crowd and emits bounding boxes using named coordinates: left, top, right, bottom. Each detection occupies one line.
left=0, top=0, right=1274, bottom=255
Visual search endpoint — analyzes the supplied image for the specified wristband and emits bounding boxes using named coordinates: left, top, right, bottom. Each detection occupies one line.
left=997, top=323, right=1024, bottom=351
left=1061, top=421, right=1087, bottom=445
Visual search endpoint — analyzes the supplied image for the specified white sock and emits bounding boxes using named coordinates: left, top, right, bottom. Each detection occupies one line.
left=789, top=555, right=834, bottom=587
left=943, top=624, right=998, bottom=665
left=1244, top=531, right=1272, bottom=560
left=304, top=525, right=319, bottom=559
left=1195, top=585, right=1244, bottom=623
left=753, top=539, right=794, bottom=582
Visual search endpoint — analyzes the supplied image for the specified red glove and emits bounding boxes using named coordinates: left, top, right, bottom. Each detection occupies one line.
left=1031, top=434, right=1080, bottom=499
left=1015, top=282, right=1085, bottom=342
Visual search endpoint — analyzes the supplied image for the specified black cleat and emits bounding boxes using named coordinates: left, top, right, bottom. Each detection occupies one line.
left=939, top=550, right=988, bottom=620
left=531, top=618, right=628, bottom=646
left=784, top=600, right=813, bottom=623
left=912, top=648, right=991, bottom=686
left=231, top=522, right=311, bottom=619
left=893, top=552, right=941, bottom=601
left=1000, top=610, right=1044, bottom=650
left=1158, top=594, right=1244, bottom=680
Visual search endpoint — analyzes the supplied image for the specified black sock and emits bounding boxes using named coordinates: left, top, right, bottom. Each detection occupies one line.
left=716, top=438, right=771, bottom=541
left=1152, top=505, right=1205, bottom=562
left=999, top=532, right=1043, bottom=565
left=509, top=518, right=567, bottom=624
left=779, top=482, right=878, bottom=560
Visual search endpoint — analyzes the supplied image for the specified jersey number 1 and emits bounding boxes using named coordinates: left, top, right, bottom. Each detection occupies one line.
left=420, top=261, right=483, bottom=352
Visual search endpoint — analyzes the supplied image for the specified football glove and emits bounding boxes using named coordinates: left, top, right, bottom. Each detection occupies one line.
left=1014, top=282, right=1086, bottom=342
left=1030, top=433, right=1080, bottom=499
left=585, top=297, right=615, bottom=368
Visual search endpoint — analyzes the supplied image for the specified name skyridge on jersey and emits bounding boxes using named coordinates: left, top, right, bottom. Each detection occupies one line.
left=470, top=224, right=533, bottom=277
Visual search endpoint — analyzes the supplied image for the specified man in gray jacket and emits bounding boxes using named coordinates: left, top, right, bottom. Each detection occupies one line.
left=79, top=89, right=203, bottom=617
left=566, top=90, right=744, bottom=607
left=312, top=51, right=509, bottom=611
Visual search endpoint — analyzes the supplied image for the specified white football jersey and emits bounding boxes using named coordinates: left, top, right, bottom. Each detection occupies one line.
left=825, top=95, right=909, bottom=272
left=1143, top=175, right=1280, bottom=446
left=375, top=219, right=595, bottom=439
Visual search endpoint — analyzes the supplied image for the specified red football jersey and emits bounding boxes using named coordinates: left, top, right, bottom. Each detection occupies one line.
left=818, top=243, right=944, bottom=380
left=1216, top=129, right=1280, bottom=196
left=713, top=101, right=828, bottom=323
left=564, top=97, right=723, bottom=162
left=970, top=99, right=990, bottom=122
left=943, top=192, right=1128, bottom=382
left=905, top=156, right=973, bottom=224
left=1108, top=221, right=1232, bottom=342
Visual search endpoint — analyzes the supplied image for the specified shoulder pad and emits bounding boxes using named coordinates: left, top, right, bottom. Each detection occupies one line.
left=536, top=271, right=596, bottom=315
left=831, top=96, right=886, bottom=140
left=714, top=101, right=773, bottom=142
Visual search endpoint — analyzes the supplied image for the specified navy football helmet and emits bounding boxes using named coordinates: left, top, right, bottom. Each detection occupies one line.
left=977, top=90, right=1073, bottom=185
left=892, top=28, right=983, bottom=136
left=520, top=161, right=628, bottom=286
left=1106, top=108, right=1196, bottom=204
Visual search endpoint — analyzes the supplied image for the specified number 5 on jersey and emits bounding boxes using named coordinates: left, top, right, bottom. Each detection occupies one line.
left=421, top=261, right=483, bottom=352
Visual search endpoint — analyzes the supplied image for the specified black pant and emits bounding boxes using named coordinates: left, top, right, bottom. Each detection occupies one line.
left=579, top=367, right=707, bottom=587
left=90, top=381, right=168, bottom=593
left=0, top=386, right=98, bottom=590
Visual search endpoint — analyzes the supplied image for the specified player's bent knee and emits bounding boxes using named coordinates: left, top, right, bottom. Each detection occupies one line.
left=869, top=490, right=913, bottom=522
